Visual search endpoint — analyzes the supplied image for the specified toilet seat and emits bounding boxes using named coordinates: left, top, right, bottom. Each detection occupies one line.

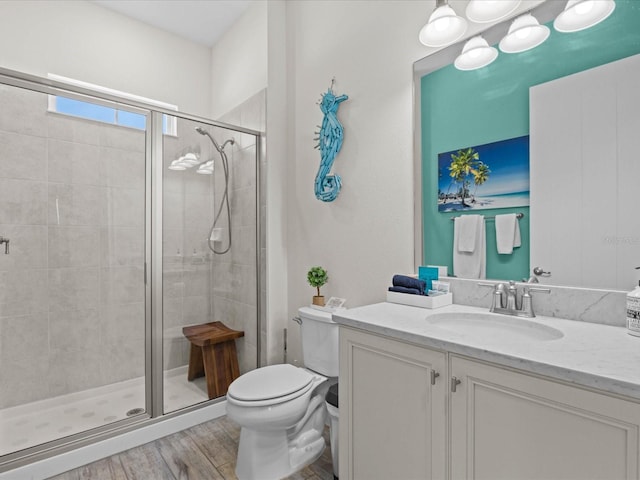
left=227, top=364, right=315, bottom=407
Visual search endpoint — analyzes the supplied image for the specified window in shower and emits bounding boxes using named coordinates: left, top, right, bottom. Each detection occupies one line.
left=46, top=73, right=178, bottom=135
left=52, top=96, right=146, bottom=129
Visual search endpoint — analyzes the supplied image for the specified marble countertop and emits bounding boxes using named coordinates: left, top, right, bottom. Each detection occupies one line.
left=333, top=302, right=640, bottom=401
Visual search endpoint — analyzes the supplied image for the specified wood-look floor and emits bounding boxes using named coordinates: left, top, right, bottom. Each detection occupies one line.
left=49, top=416, right=335, bottom=480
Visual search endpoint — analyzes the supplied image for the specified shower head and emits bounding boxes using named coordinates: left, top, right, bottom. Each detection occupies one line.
left=195, top=126, right=223, bottom=153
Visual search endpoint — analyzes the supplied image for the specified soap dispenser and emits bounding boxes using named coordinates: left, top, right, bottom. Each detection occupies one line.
left=626, top=270, right=640, bottom=337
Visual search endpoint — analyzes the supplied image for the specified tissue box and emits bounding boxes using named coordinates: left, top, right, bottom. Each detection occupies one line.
left=386, top=291, right=452, bottom=309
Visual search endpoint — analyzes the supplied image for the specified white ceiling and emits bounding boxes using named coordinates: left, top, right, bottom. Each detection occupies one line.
left=92, top=0, right=253, bottom=47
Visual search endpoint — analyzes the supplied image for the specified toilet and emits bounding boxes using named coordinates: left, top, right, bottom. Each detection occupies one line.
left=226, top=307, right=339, bottom=480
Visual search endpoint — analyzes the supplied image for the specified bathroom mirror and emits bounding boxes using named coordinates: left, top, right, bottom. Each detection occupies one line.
left=414, top=0, right=640, bottom=291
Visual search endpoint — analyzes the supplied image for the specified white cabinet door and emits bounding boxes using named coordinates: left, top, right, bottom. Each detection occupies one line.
left=339, top=327, right=447, bottom=480
left=450, top=356, right=640, bottom=480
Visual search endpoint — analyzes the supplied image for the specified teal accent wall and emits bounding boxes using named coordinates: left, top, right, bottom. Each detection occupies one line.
left=421, top=0, right=640, bottom=281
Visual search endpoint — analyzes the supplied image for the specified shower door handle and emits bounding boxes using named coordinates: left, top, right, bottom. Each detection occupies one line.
left=0, top=236, right=9, bottom=254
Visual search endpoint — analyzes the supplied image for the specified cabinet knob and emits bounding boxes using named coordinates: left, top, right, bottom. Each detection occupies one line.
left=430, top=370, right=440, bottom=385
left=451, top=377, right=462, bottom=392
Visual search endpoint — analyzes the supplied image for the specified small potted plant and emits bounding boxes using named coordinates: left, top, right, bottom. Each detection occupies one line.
left=307, top=266, right=328, bottom=306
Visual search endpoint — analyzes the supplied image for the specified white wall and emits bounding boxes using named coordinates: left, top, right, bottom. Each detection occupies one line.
left=265, top=0, right=290, bottom=365
left=208, top=1, right=290, bottom=366
left=209, top=1, right=268, bottom=119
left=0, top=0, right=212, bottom=116
left=212, top=0, right=435, bottom=366
left=284, top=0, right=428, bottom=364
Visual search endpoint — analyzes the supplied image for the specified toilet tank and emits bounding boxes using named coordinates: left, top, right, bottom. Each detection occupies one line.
left=298, top=306, right=339, bottom=377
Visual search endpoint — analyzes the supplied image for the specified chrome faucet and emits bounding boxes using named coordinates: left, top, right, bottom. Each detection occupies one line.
left=479, top=280, right=550, bottom=318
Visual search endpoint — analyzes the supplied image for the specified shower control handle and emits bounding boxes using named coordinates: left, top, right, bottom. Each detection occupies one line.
left=0, top=236, right=9, bottom=254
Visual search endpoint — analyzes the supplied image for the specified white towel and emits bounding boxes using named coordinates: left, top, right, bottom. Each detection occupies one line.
left=495, top=213, right=521, bottom=255
left=453, top=215, right=486, bottom=279
left=457, top=214, right=481, bottom=253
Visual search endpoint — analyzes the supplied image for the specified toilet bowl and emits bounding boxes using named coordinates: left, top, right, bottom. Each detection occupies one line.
left=226, top=307, right=339, bottom=480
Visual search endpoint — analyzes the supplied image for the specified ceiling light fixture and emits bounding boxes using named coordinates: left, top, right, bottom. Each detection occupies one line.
left=419, top=0, right=467, bottom=48
left=454, top=35, right=498, bottom=71
left=554, top=0, right=616, bottom=32
left=499, top=13, right=550, bottom=53
left=466, top=0, right=522, bottom=24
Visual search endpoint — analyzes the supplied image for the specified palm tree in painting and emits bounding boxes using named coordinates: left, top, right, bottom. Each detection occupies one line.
left=449, top=148, right=479, bottom=207
left=471, top=162, right=491, bottom=203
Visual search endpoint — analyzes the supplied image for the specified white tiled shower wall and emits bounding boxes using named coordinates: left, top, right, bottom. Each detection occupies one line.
left=213, top=89, right=265, bottom=373
left=0, top=84, right=147, bottom=409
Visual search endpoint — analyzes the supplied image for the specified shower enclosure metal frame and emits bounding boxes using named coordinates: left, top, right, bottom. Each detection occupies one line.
left=0, top=66, right=262, bottom=472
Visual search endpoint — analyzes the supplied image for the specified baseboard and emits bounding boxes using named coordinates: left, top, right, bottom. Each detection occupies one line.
left=0, top=401, right=227, bottom=480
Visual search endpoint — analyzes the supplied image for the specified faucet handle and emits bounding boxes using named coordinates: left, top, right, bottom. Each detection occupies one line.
left=521, top=289, right=534, bottom=317
left=521, top=286, right=550, bottom=317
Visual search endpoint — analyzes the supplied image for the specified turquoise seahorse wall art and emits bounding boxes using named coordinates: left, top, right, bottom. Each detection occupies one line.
left=314, top=81, right=348, bottom=202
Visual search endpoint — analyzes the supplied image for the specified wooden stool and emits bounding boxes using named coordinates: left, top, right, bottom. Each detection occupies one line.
left=182, top=321, right=244, bottom=400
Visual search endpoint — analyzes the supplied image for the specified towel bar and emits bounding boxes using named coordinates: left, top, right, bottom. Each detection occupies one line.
left=450, top=212, right=524, bottom=221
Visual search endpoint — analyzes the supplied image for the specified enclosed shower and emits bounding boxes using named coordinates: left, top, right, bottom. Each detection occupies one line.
left=0, top=68, right=261, bottom=470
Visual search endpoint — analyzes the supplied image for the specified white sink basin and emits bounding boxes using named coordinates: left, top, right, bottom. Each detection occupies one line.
left=424, top=312, right=564, bottom=341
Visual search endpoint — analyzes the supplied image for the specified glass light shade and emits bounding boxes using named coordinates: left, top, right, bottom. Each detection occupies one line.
left=554, top=0, right=615, bottom=32
left=175, top=157, right=194, bottom=168
left=419, top=4, right=468, bottom=47
left=454, top=35, right=498, bottom=70
left=181, top=152, right=200, bottom=165
left=499, top=14, right=550, bottom=53
left=168, top=160, right=186, bottom=171
left=196, top=161, right=214, bottom=174
left=466, top=0, right=522, bottom=23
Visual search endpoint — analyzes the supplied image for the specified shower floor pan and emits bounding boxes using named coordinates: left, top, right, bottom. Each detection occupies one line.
left=0, top=366, right=208, bottom=457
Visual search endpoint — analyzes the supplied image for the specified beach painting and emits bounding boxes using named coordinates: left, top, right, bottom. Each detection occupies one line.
left=437, top=135, right=529, bottom=213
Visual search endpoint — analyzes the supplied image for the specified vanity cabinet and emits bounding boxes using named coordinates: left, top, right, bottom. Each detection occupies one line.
left=339, top=326, right=640, bottom=480
left=339, top=326, right=447, bottom=480
left=450, top=356, right=639, bottom=480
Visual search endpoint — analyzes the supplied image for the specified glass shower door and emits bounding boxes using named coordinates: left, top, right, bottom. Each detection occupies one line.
left=0, top=82, right=149, bottom=457
left=162, top=116, right=259, bottom=413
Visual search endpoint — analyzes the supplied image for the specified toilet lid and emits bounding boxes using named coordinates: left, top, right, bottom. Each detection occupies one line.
left=227, top=364, right=314, bottom=402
